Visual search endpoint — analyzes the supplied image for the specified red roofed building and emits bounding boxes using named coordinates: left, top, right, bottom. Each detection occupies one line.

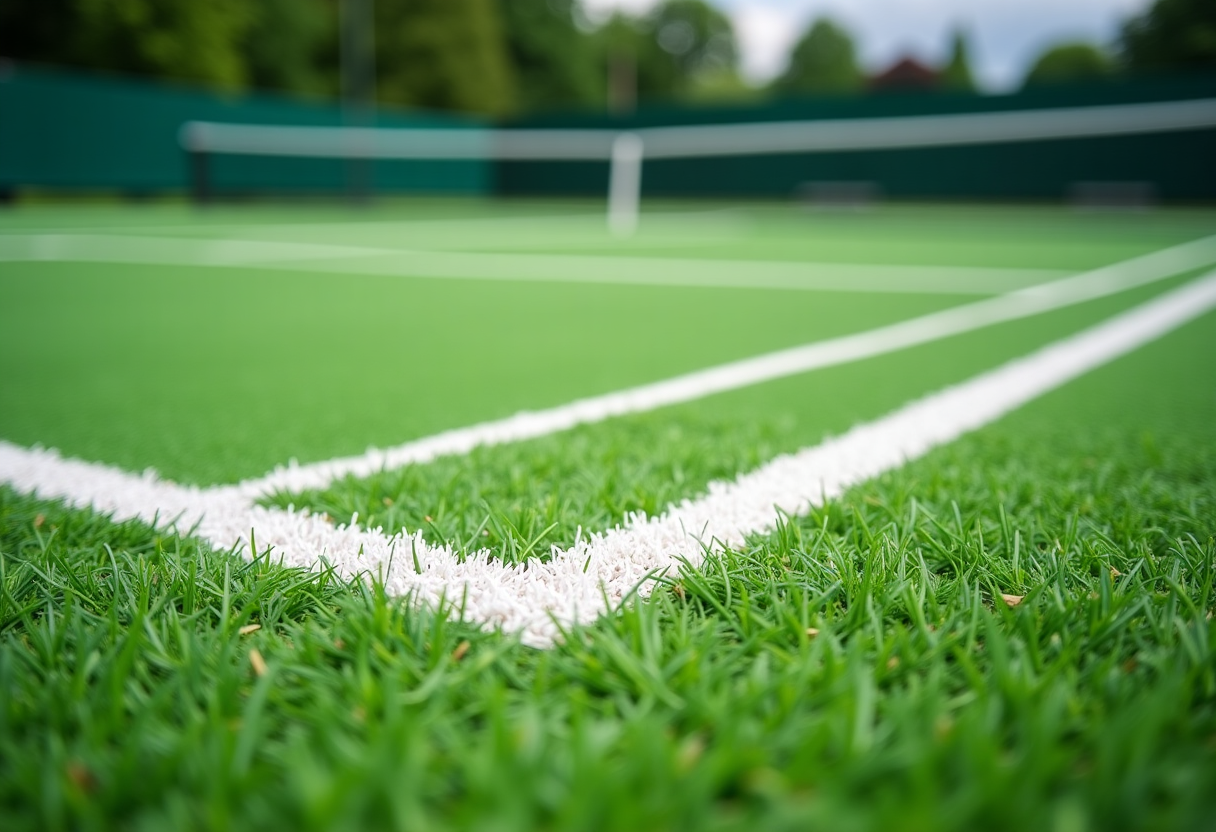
left=869, top=57, right=940, bottom=91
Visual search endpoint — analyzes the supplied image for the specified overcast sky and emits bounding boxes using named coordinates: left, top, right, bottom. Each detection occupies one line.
left=582, top=0, right=1154, bottom=91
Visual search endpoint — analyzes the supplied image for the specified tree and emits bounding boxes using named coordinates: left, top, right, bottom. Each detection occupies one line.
left=0, top=0, right=93, bottom=72
left=242, top=0, right=335, bottom=97
left=0, top=0, right=253, bottom=90
left=1023, top=43, right=1112, bottom=87
left=375, top=0, right=516, bottom=116
left=593, top=13, right=646, bottom=112
left=1120, top=0, right=1216, bottom=72
left=500, top=0, right=602, bottom=112
left=773, top=18, right=862, bottom=95
left=586, top=1, right=744, bottom=106
left=637, top=0, right=740, bottom=100
left=940, top=29, right=975, bottom=91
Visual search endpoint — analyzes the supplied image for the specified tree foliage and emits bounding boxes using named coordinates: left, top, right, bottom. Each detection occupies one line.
left=590, top=0, right=745, bottom=105
left=773, top=18, right=862, bottom=95
left=1023, top=43, right=1112, bottom=88
left=374, top=0, right=515, bottom=116
left=243, top=0, right=336, bottom=98
left=1120, top=0, right=1216, bottom=73
left=0, top=0, right=754, bottom=114
left=0, top=0, right=253, bottom=90
left=499, top=0, right=602, bottom=112
left=643, top=0, right=738, bottom=97
left=940, top=30, right=975, bottom=91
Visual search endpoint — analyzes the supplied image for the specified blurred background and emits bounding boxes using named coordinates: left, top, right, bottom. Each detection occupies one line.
left=0, top=0, right=1213, bottom=202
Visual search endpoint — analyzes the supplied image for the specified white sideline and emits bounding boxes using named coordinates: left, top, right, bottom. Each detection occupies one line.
left=0, top=233, right=1067, bottom=295
left=232, top=233, right=1216, bottom=497
left=4, top=270, right=1215, bottom=647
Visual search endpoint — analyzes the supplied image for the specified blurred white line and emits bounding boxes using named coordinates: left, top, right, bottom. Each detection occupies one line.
left=4, top=269, right=1216, bottom=647
left=0, top=234, right=381, bottom=265
left=0, top=232, right=1066, bottom=294
left=0, top=205, right=751, bottom=239
left=288, top=250, right=1067, bottom=294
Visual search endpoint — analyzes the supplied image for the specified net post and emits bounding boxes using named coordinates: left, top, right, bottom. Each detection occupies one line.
left=608, top=132, right=643, bottom=237
left=345, top=136, right=372, bottom=205
left=180, top=122, right=210, bottom=205
left=342, top=0, right=377, bottom=204
left=191, top=150, right=210, bottom=205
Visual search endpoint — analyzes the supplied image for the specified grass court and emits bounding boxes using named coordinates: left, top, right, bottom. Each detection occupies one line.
left=1, top=200, right=1215, bottom=830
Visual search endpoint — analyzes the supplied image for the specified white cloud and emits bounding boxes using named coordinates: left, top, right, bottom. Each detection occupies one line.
left=581, top=0, right=662, bottom=23
left=733, top=5, right=802, bottom=79
left=579, top=0, right=1154, bottom=90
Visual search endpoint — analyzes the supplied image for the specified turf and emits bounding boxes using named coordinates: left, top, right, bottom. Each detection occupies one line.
left=3, top=203, right=1214, bottom=485
left=537, top=205, right=1216, bottom=269
left=7, top=201, right=1215, bottom=267
left=2, top=302, right=1214, bottom=831
left=3, top=201, right=1215, bottom=829
left=0, top=260, right=958, bottom=484
left=263, top=273, right=1203, bottom=558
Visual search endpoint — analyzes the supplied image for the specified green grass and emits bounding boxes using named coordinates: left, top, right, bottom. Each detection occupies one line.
left=0, top=260, right=960, bottom=484
left=2, top=304, right=1214, bottom=831
left=2, top=201, right=1215, bottom=829
left=7, top=201, right=1214, bottom=267
left=262, top=273, right=1202, bottom=558
left=3, top=202, right=1214, bottom=485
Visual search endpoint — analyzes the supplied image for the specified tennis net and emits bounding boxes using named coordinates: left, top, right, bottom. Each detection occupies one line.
left=180, top=97, right=1216, bottom=235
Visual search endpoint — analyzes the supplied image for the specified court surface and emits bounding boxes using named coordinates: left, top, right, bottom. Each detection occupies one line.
left=2, top=200, right=1215, bottom=830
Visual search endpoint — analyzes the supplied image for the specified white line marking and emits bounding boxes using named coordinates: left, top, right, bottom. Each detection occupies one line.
left=0, top=234, right=384, bottom=265
left=281, top=250, right=1064, bottom=294
left=229, top=234, right=1216, bottom=497
left=4, top=271, right=1215, bottom=647
left=0, top=209, right=755, bottom=251
left=0, top=233, right=1065, bottom=295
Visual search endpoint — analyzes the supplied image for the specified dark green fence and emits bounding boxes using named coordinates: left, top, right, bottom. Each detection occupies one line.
left=500, top=76, right=1216, bottom=201
left=0, top=64, right=491, bottom=196
left=2, top=65, right=1213, bottom=201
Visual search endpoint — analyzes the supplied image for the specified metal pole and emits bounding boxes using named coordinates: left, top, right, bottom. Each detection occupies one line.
left=341, top=0, right=376, bottom=202
left=191, top=150, right=210, bottom=205
left=608, top=49, right=636, bottom=116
